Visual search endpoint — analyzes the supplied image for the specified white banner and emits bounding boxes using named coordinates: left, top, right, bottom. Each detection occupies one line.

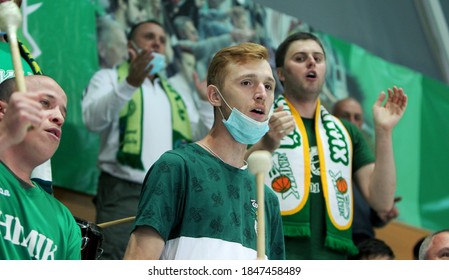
left=0, top=260, right=448, bottom=279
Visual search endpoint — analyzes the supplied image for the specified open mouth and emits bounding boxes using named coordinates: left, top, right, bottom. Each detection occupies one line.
left=251, top=108, right=265, bottom=115
left=249, top=106, right=267, bottom=122
left=45, top=128, right=61, bottom=139
left=306, top=71, right=317, bottom=78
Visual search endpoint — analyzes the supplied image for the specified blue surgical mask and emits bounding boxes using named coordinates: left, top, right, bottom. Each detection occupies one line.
left=215, top=86, right=270, bottom=145
left=130, top=41, right=166, bottom=75
left=147, top=52, right=166, bottom=75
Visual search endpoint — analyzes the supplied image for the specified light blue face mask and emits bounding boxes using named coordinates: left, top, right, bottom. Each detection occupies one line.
left=214, top=86, right=271, bottom=145
left=130, top=41, right=166, bottom=75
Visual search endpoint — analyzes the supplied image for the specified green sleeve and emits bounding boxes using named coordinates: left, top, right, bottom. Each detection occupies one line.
left=266, top=187, right=286, bottom=260
left=133, top=151, right=187, bottom=241
left=340, top=119, right=375, bottom=172
left=66, top=217, right=82, bottom=260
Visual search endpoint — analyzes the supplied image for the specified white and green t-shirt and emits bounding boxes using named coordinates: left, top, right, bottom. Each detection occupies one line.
left=132, top=144, right=285, bottom=260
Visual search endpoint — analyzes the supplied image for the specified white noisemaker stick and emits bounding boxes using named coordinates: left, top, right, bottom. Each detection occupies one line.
left=0, top=1, right=26, bottom=92
left=247, top=150, right=272, bottom=260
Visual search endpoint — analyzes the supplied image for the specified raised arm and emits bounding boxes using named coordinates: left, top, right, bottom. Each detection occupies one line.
left=82, top=69, right=136, bottom=132
left=355, top=86, right=408, bottom=213
left=245, top=105, right=295, bottom=158
left=82, top=48, right=153, bottom=132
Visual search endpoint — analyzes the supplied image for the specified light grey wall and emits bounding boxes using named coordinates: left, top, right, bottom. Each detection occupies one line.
left=254, top=0, right=448, bottom=84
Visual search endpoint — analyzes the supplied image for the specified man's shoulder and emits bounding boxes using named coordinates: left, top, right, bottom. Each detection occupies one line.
left=155, top=144, right=196, bottom=163
left=92, top=67, right=117, bottom=77
left=85, top=68, right=118, bottom=88
left=335, top=117, right=362, bottom=138
left=336, top=117, right=355, bottom=130
left=265, top=185, right=281, bottom=207
left=43, top=191, right=80, bottom=228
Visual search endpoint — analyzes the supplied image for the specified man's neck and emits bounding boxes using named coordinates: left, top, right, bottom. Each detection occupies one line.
left=0, top=154, right=34, bottom=186
left=284, top=92, right=319, bottom=118
left=200, top=126, right=248, bottom=169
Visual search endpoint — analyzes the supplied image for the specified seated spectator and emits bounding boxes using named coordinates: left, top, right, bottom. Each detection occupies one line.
left=419, top=229, right=449, bottom=260
left=348, top=238, right=395, bottom=260
left=413, top=236, right=426, bottom=260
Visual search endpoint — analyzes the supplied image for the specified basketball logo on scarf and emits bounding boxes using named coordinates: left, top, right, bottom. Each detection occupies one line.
left=269, top=152, right=300, bottom=200
left=329, top=170, right=350, bottom=220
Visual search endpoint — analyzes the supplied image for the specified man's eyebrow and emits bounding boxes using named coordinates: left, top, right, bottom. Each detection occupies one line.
left=238, top=73, right=257, bottom=79
left=294, top=51, right=325, bottom=56
left=437, top=247, right=449, bottom=257
left=42, top=94, right=67, bottom=117
left=238, top=74, right=275, bottom=83
left=40, top=93, right=56, bottom=103
left=266, top=77, right=276, bottom=85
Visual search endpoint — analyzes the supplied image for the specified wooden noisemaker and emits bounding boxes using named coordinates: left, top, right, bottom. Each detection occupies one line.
left=247, top=150, right=272, bottom=260
left=0, top=1, right=26, bottom=91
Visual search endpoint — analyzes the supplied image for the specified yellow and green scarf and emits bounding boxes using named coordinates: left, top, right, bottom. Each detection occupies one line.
left=18, top=41, right=43, bottom=75
left=116, top=61, right=192, bottom=170
left=266, top=95, right=357, bottom=255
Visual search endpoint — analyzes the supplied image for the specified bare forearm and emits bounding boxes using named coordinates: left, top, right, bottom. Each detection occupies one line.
left=365, top=86, right=407, bottom=213
left=369, top=129, right=396, bottom=212
left=123, top=227, right=164, bottom=260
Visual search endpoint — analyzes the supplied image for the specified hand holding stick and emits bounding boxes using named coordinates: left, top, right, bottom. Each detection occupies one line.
left=248, top=150, right=272, bottom=260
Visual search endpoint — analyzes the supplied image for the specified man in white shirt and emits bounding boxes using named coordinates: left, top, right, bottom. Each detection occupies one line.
left=82, top=19, right=194, bottom=260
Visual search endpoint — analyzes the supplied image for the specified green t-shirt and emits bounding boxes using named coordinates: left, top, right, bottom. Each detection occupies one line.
left=283, top=118, right=374, bottom=260
left=133, top=143, right=285, bottom=260
left=0, top=162, right=81, bottom=260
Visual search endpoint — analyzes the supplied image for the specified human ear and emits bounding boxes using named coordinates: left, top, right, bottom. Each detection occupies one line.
left=276, top=67, right=285, bottom=82
left=0, top=100, right=7, bottom=120
left=207, top=85, right=222, bottom=107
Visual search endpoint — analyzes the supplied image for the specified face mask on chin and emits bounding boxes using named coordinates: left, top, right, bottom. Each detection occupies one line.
left=214, top=86, right=271, bottom=145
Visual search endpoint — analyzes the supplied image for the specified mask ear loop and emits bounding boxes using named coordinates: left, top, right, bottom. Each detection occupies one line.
left=217, top=107, right=226, bottom=121
left=213, top=86, right=233, bottom=121
left=213, top=86, right=232, bottom=110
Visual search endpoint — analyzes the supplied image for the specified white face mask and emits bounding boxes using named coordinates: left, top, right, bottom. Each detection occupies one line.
left=130, top=40, right=166, bottom=75
left=214, top=86, right=271, bottom=145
